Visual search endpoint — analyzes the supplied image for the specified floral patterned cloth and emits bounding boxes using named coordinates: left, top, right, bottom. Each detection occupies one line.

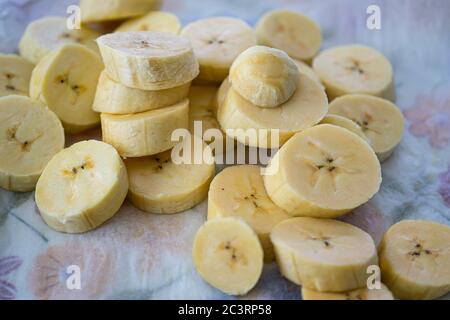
left=0, top=0, right=449, bottom=299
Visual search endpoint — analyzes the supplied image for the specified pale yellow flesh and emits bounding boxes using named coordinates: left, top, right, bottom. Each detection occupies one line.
left=328, top=94, right=404, bottom=161
left=80, top=0, right=162, bottom=23
left=229, top=46, right=300, bottom=108
left=181, top=17, right=256, bottom=82
left=270, top=217, right=378, bottom=292
left=101, top=99, right=189, bottom=157
left=208, top=165, right=289, bottom=262
left=93, top=71, right=190, bottom=114
left=312, top=45, right=394, bottom=101
left=0, top=54, right=34, bottom=97
left=188, top=85, right=233, bottom=154
left=19, top=16, right=100, bottom=64
left=263, top=124, right=381, bottom=218
left=115, top=11, right=181, bottom=34
left=35, top=140, right=128, bottom=233
left=0, top=95, right=64, bottom=192
left=30, top=44, right=103, bottom=134
left=302, top=283, right=394, bottom=300
left=193, top=217, right=263, bottom=295
left=97, top=31, right=199, bottom=90
left=126, top=136, right=215, bottom=214
left=189, top=102, right=221, bottom=140
left=292, top=59, right=322, bottom=86
left=319, top=114, right=368, bottom=141
left=218, top=74, right=328, bottom=148
left=379, top=220, right=450, bottom=300
left=256, top=9, right=322, bottom=61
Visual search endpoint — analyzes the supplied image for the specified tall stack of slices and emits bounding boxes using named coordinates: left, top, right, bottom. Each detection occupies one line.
left=95, top=31, right=196, bottom=157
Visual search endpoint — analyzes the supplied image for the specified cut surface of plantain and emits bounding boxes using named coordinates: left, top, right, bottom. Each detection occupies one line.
left=193, top=217, right=263, bottom=295
left=328, top=94, right=404, bottom=161
left=229, top=46, right=300, bottom=108
left=255, top=9, right=321, bottom=62
left=302, top=283, right=394, bottom=300
left=115, top=11, right=181, bottom=34
left=97, top=31, right=199, bottom=90
left=0, top=54, right=34, bottom=97
left=101, top=99, right=189, bottom=157
left=35, top=140, right=128, bottom=233
left=271, top=217, right=378, bottom=292
left=93, top=71, right=190, bottom=115
left=80, top=0, right=162, bottom=23
left=379, top=220, right=450, bottom=300
left=218, top=74, right=328, bottom=148
left=180, top=17, right=257, bottom=83
left=0, top=95, right=64, bottom=192
left=19, top=16, right=100, bottom=65
left=264, top=124, right=381, bottom=218
left=30, top=44, right=103, bottom=134
left=319, top=114, right=368, bottom=142
left=313, top=45, right=395, bottom=101
left=126, top=135, right=215, bottom=214
left=208, top=165, right=289, bottom=262
left=188, top=85, right=233, bottom=154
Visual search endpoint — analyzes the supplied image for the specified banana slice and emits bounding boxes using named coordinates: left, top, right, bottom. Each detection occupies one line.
left=229, top=46, right=300, bottom=108
left=80, top=0, right=162, bottom=23
left=93, top=71, right=190, bottom=115
left=292, top=59, right=322, bottom=87
left=180, top=17, right=257, bottom=83
left=218, top=74, right=328, bottom=148
left=189, top=85, right=219, bottom=111
left=255, top=9, right=321, bottom=62
left=208, top=165, right=289, bottom=262
left=19, top=16, right=100, bottom=65
left=35, top=140, right=128, bottom=233
left=328, top=94, right=404, bottom=161
left=193, top=217, right=263, bottom=295
left=126, top=135, right=215, bottom=214
left=0, top=95, right=64, bottom=192
left=302, top=283, right=394, bottom=300
left=215, top=77, right=232, bottom=115
left=271, top=217, right=378, bottom=292
left=115, top=11, right=181, bottom=34
left=264, top=124, right=381, bottom=218
left=319, top=114, right=368, bottom=142
left=0, top=54, right=34, bottom=97
left=312, top=45, right=395, bottom=101
left=101, top=99, right=189, bottom=157
left=97, top=31, right=199, bottom=90
left=30, top=44, right=103, bottom=134
left=379, top=220, right=450, bottom=300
